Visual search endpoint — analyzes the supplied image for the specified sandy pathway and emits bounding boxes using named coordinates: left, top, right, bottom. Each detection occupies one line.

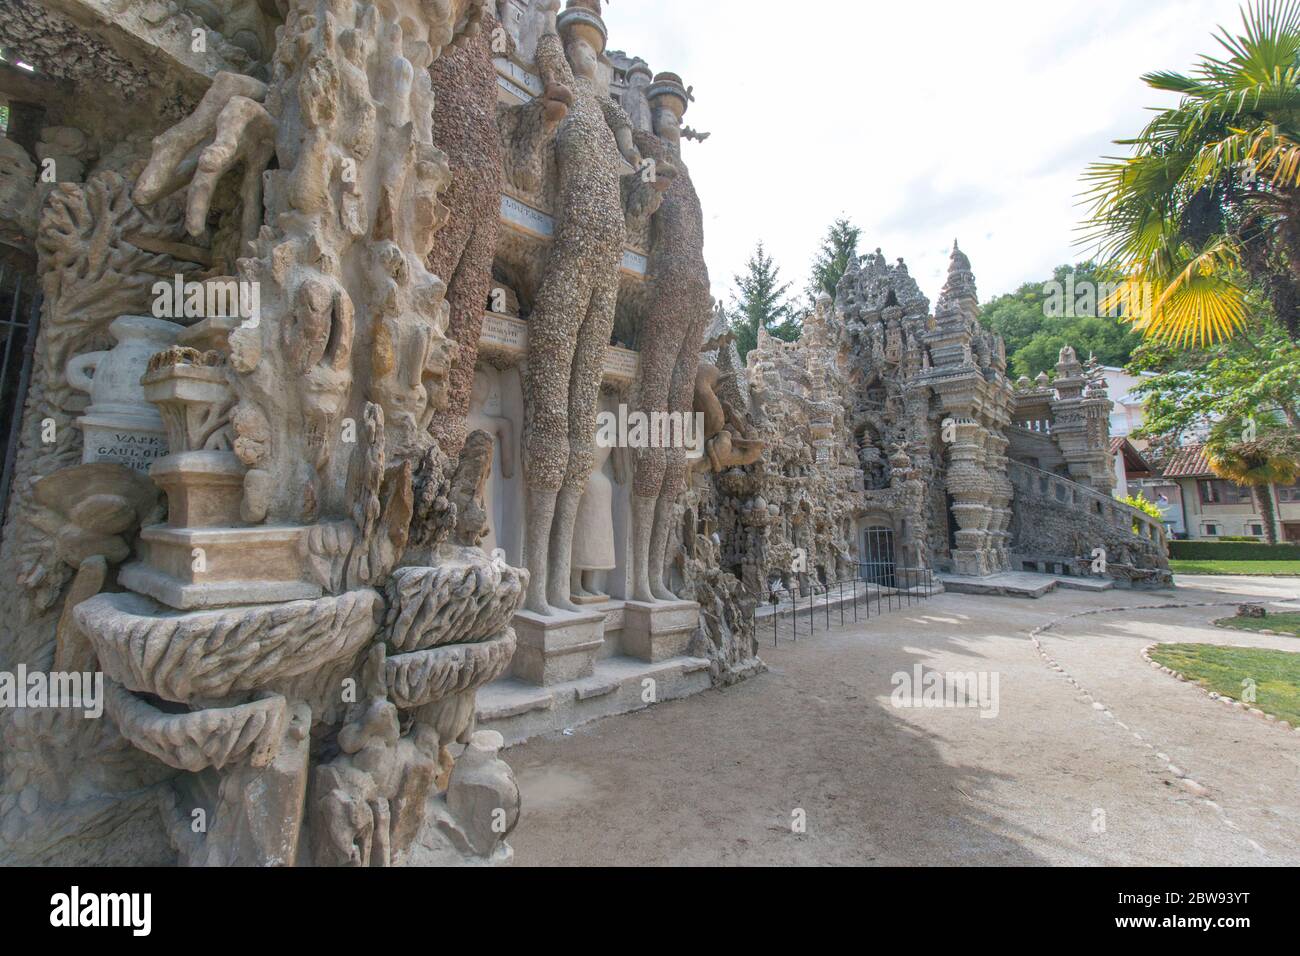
left=505, top=575, right=1300, bottom=866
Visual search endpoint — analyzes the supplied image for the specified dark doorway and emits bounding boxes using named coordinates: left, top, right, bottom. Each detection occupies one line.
left=0, top=253, right=41, bottom=529
left=861, top=526, right=896, bottom=587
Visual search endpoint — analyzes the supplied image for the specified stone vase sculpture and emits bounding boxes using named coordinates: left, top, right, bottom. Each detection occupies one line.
left=66, top=314, right=180, bottom=474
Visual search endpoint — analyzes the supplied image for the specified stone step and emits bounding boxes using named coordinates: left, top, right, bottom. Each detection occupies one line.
left=937, top=570, right=1117, bottom=598
left=1053, top=576, right=1115, bottom=592
left=476, top=654, right=712, bottom=746
left=937, top=571, right=1059, bottom=599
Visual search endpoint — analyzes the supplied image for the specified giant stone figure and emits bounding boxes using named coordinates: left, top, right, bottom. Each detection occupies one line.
left=518, top=0, right=655, bottom=614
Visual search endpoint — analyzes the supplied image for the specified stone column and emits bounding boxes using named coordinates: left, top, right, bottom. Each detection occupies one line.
left=945, top=417, right=994, bottom=576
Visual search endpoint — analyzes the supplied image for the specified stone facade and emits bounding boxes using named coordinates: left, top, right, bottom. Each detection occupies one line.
left=678, top=244, right=1171, bottom=676
left=0, top=0, right=1171, bottom=865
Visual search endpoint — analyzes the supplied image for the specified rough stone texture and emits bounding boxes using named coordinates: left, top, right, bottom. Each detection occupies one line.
left=679, top=243, right=1170, bottom=683
left=382, top=555, right=527, bottom=654
left=1008, top=462, right=1172, bottom=586
left=426, top=23, right=505, bottom=461
left=625, top=72, right=711, bottom=605
left=0, top=0, right=531, bottom=867
left=517, top=2, right=646, bottom=615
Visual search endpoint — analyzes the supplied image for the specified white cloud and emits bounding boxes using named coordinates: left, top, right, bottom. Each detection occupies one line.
left=601, top=0, right=1250, bottom=307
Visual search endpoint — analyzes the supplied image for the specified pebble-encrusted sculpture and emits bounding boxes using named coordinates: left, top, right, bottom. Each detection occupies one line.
left=427, top=9, right=564, bottom=462
left=627, top=72, right=712, bottom=603
left=516, top=0, right=656, bottom=614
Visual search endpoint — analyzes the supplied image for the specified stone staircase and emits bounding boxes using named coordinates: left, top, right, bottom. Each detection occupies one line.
left=1006, top=461, right=1172, bottom=588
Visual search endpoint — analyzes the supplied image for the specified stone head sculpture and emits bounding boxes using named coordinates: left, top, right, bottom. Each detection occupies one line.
left=557, top=0, right=607, bottom=79
left=646, top=72, right=689, bottom=148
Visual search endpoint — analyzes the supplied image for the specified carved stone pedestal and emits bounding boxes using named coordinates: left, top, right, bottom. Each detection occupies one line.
left=150, top=451, right=245, bottom=527
left=121, top=525, right=322, bottom=609
left=622, top=599, right=699, bottom=663
left=510, top=608, right=606, bottom=685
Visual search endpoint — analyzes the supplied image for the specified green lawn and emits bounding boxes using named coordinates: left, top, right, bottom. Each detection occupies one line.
left=1213, top=612, right=1300, bottom=637
left=1148, top=643, right=1300, bottom=725
left=1170, top=559, right=1300, bottom=576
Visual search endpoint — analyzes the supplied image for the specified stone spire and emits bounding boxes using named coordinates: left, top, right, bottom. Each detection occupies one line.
left=936, top=240, right=978, bottom=320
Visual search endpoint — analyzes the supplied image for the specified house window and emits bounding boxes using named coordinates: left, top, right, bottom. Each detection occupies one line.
left=1277, top=481, right=1300, bottom=503
left=1198, top=480, right=1249, bottom=505
left=1203, top=524, right=1219, bottom=536
left=1250, top=523, right=1264, bottom=536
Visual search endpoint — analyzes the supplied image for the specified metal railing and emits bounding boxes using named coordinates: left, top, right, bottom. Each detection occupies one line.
left=756, top=567, right=935, bottom=647
left=0, top=262, right=40, bottom=530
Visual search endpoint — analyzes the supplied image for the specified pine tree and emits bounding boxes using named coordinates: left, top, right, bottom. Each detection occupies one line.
left=728, top=241, right=799, bottom=360
left=806, top=217, right=860, bottom=306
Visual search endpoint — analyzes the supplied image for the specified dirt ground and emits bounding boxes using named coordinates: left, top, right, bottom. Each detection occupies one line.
left=505, top=574, right=1300, bottom=866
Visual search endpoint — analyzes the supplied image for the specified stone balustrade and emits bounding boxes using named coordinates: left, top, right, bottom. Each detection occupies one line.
left=1008, top=460, right=1166, bottom=548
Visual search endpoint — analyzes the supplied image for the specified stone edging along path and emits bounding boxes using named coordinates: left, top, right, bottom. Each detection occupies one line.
left=1140, top=640, right=1298, bottom=734
left=1026, top=600, right=1296, bottom=853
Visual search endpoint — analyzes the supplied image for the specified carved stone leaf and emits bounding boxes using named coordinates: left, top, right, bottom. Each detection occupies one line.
left=382, top=559, right=525, bottom=654
left=76, top=589, right=383, bottom=702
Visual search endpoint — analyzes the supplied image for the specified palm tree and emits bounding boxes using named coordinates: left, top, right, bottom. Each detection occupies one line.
left=1080, top=0, right=1300, bottom=346
left=1205, top=419, right=1300, bottom=542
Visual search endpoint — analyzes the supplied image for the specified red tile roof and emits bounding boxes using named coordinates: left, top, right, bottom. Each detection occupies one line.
left=1110, top=437, right=1153, bottom=476
left=1161, top=444, right=1213, bottom=479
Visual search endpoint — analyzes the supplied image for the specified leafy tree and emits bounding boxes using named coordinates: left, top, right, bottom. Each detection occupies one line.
left=1128, top=309, right=1300, bottom=446
left=1121, top=493, right=1165, bottom=520
left=979, top=262, right=1143, bottom=377
left=1080, top=0, right=1300, bottom=346
left=1206, top=418, right=1300, bottom=543
left=806, top=217, right=861, bottom=307
left=728, top=241, right=800, bottom=360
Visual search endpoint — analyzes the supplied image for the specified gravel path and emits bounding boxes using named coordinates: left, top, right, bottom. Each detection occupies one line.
left=505, top=575, right=1300, bottom=866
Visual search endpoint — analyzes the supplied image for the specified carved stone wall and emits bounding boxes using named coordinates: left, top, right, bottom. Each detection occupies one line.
left=0, top=0, right=531, bottom=868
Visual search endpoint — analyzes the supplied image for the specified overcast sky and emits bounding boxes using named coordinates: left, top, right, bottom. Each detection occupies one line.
left=601, top=0, right=1250, bottom=310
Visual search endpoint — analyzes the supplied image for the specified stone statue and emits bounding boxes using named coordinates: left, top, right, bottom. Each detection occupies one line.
left=627, top=71, right=712, bottom=603
left=427, top=7, right=565, bottom=461
left=517, top=0, right=650, bottom=614
left=694, top=359, right=764, bottom=472
left=570, top=420, right=622, bottom=603
left=466, top=367, right=517, bottom=557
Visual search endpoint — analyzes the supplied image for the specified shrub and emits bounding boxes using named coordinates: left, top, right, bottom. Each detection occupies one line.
left=1169, top=540, right=1300, bottom=560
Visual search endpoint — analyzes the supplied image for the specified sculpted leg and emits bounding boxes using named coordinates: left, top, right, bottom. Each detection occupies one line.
left=649, top=450, right=685, bottom=601
left=547, top=273, right=618, bottom=610
left=523, top=486, right=558, bottom=614
left=546, top=483, right=583, bottom=612
left=571, top=565, right=591, bottom=598
left=648, top=320, right=703, bottom=602
left=630, top=494, right=657, bottom=602
left=523, top=245, right=594, bottom=614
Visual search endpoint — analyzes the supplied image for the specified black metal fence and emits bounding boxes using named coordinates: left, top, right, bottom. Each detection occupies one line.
left=0, top=260, right=41, bottom=530
left=756, top=567, right=935, bottom=647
